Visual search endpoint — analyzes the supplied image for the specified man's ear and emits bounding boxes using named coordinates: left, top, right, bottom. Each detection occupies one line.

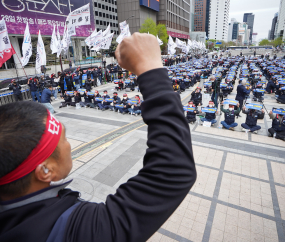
left=34, top=164, right=53, bottom=183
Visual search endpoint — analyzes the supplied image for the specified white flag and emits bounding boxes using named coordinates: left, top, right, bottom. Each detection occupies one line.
left=92, top=32, right=114, bottom=51
left=36, top=30, right=46, bottom=74
left=88, top=30, right=102, bottom=47
left=157, top=35, right=163, bottom=46
left=21, top=22, right=32, bottom=66
left=50, top=25, right=58, bottom=54
left=56, top=25, right=62, bottom=57
left=85, top=29, right=97, bottom=47
left=167, top=36, right=176, bottom=55
left=61, top=25, right=70, bottom=54
left=103, top=24, right=111, bottom=37
left=116, top=21, right=131, bottom=44
left=66, top=3, right=90, bottom=28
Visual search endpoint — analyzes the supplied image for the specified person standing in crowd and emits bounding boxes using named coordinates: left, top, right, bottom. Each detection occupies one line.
left=9, top=79, right=23, bottom=102
left=190, top=87, right=202, bottom=107
left=268, top=110, right=285, bottom=140
left=73, top=73, right=80, bottom=91
left=65, top=73, right=73, bottom=91
left=59, top=72, right=65, bottom=95
left=50, top=74, right=59, bottom=101
left=220, top=102, right=240, bottom=131
left=98, top=67, right=102, bottom=84
left=235, top=80, right=251, bottom=117
left=41, top=84, right=55, bottom=114
left=28, top=78, right=40, bottom=102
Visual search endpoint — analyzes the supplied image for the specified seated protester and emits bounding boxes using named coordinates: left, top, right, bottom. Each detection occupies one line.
left=98, top=90, right=111, bottom=111
left=220, top=101, right=240, bottom=131
left=73, top=91, right=82, bottom=105
left=190, top=87, right=202, bottom=107
left=65, top=73, right=73, bottom=91
left=85, top=77, right=93, bottom=92
left=93, top=90, right=101, bottom=107
left=80, top=91, right=95, bottom=108
left=276, top=83, right=285, bottom=104
left=180, top=80, right=186, bottom=92
left=200, top=101, right=218, bottom=125
left=253, top=83, right=264, bottom=102
left=59, top=91, right=73, bottom=108
left=222, top=80, right=233, bottom=96
left=116, top=80, right=124, bottom=91
left=117, top=93, right=131, bottom=114
left=268, top=110, right=285, bottom=140
left=173, top=81, right=181, bottom=94
left=265, top=78, right=276, bottom=94
left=185, top=101, right=199, bottom=124
left=241, top=106, right=264, bottom=133
left=111, top=92, right=121, bottom=111
left=128, top=95, right=142, bottom=116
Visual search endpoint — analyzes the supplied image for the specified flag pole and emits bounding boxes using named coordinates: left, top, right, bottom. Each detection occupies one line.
left=11, top=45, right=28, bottom=79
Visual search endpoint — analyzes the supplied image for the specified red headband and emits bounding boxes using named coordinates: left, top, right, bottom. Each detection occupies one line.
left=0, top=112, right=62, bottom=186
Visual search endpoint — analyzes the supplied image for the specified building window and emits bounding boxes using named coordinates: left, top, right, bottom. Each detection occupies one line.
left=102, top=4, right=105, bottom=9
left=95, top=11, right=98, bottom=16
left=99, top=12, right=102, bottom=17
left=96, top=20, right=99, bottom=24
left=98, top=3, right=101, bottom=8
left=94, top=2, right=97, bottom=7
left=103, top=13, right=105, bottom=17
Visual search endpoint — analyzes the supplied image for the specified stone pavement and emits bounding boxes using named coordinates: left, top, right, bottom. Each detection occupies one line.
left=52, top=77, right=285, bottom=242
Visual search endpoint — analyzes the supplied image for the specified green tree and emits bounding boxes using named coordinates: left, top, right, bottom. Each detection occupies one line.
left=259, top=39, right=270, bottom=46
left=227, top=41, right=236, bottom=46
left=273, top=37, right=283, bottom=47
left=156, top=23, right=168, bottom=48
left=139, top=18, right=157, bottom=35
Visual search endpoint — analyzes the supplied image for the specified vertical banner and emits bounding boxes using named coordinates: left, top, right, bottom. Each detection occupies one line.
left=0, top=19, right=15, bottom=68
left=36, top=30, right=46, bottom=74
left=21, top=22, right=32, bottom=66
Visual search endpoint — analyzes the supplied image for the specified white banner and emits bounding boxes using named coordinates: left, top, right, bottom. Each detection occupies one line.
left=66, top=3, right=90, bottom=28
left=61, top=25, right=70, bottom=54
left=116, top=21, right=131, bottom=44
left=56, top=25, right=62, bottom=57
left=50, top=25, right=58, bottom=54
left=92, top=32, right=114, bottom=51
left=167, top=36, right=176, bottom=55
left=36, top=30, right=46, bottom=74
left=68, top=25, right=76, bottom=36
left=21, top=22, right=32, bottom=66
left=85, top=29, right=97, bottom=47
left=87, top=30, right=102, bottom=47
left=103, top=24, right=111, bottom=37
left=157, top=35, right=163, bottom=46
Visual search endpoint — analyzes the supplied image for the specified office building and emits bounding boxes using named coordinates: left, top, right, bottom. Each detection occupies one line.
left=189, top=0, right=195, bottom=32
left=228, top=18, right=239, bottom=42
left=238, top=22, right=250, bottom=45
left=208, top=0, right=230, bottom=41
left=117, top=0, right=191, bottom=40
left=243, top=13, right=254, bottom=43
left=93, top=0, right=119, bottom=36
left=194, top=0, right=210, bottom=36
left=276, top=0, right=285, bottom=39
left=269, top=13, right=278, bottom=40
left=157, top=0, right=191, bottom=39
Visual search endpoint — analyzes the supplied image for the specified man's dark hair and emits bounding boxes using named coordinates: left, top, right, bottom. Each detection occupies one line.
left=0, top=102, right=57, bottom=198
left=46, top=84, right=52, bottom=88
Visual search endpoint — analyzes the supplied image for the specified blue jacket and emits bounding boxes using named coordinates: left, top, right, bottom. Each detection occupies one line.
left=28, top=81, right=39, bottom=92
left=41, top=89, right=52, bottom=103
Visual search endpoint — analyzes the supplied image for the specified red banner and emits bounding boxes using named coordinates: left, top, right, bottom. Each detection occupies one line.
left=167, top=31, right=189, bottom=40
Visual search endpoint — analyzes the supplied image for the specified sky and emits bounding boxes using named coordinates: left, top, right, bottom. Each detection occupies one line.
left=229, top=0, right=280, bottom=40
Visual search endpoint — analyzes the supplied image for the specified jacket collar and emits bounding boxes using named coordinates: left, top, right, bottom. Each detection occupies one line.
left=0, top=179, right=72, bottom=213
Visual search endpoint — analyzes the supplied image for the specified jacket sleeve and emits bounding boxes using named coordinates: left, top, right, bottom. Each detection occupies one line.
left=65, top=68, right=197, bottom=242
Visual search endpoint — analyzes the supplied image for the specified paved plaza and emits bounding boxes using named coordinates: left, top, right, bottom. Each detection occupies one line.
left=52, top=73, right=285, bottom=242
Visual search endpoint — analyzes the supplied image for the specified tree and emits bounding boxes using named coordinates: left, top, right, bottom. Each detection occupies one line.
left=273, top=37, right=283, bottom=47
left=139, top=18, right=157, bottom=36
left=259, top=39, right=271, bottom=46
left=227, top=41, right=236, bottom=46
left=156, top=23, right=168, bottom=48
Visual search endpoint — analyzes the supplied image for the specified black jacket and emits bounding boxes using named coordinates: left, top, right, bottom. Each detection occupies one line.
left=9, top=83, right=21, bottom=95
left=0, top=68, right=196, bottom=242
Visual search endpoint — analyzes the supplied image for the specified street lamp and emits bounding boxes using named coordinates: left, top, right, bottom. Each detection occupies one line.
left=126, top=15, right=135, bottom=22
